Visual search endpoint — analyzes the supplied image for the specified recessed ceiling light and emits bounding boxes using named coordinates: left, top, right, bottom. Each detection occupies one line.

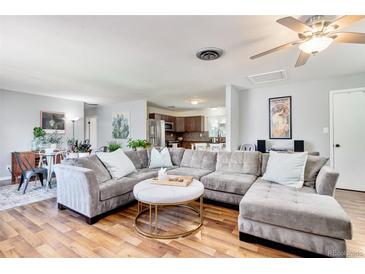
left=190, top=100, right=199, bottom=105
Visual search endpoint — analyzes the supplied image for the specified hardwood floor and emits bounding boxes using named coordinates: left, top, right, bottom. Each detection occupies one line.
left=0, top=189, right=364, bottom=258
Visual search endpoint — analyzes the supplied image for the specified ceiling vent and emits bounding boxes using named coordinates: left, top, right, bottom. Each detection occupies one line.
left=196, top=47, right=223, bottom=61
left=248, top=70, right=287, bottom=84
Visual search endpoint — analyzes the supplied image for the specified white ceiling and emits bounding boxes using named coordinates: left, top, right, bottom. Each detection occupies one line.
left=1, top=15, right=365, bottom=109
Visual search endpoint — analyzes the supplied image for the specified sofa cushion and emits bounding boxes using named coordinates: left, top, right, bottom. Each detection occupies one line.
left=126, top=168, right=158, bottom=181
left=216, top=151, right=261, bottom=176
left=124, top=149, right=149, bottom=169
left=167, top=167, right=213, bottom=180
left=261, top=153, right=329, bottom=187
left=149, top=147, right=173, bottom=168
left=201, top=171, right=257, bottom=195
left=262, top=151, right=308, bottom=188
left=304, top=155, right=329, bottom=184
left=168, top=148, right=185, bottom=166
left=61, top=155, right=111, bottom=184
left=97, top=149, right=136, bottom=179
left=180, top=150, right=217, bottom=170
left=239, top=179, right=352, bottom=240
left=99, top=177, right=138, bottom=201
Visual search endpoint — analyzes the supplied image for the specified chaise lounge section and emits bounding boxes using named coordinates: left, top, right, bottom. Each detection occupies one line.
left=238, top=178, right=352, bottom=257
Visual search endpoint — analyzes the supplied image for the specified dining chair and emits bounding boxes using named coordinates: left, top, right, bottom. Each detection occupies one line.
left=14, top=152, right=48, bottom=194
left=194, top=143, right=208, bottom=151
left=209, top=143, right=224, bottom=152
left=38, top=150, right=66, bottom=189
left=239, top=144, right=256, bottom=151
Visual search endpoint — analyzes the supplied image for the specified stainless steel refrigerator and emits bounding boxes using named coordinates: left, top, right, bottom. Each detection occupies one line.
left=147, top=119, right=165, bottom=148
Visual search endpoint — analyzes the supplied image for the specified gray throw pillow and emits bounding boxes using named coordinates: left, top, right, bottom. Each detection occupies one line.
left=64, top=155, right=112, bottom=184
left=125, top=150, right=148, bottom=169
left=304, top=155, right=329, bottom=184
left=168, top=148, right=185, bottom=166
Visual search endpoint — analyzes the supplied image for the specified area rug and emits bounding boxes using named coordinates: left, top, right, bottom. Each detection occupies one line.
left=0, top=181, right=57, bottom=211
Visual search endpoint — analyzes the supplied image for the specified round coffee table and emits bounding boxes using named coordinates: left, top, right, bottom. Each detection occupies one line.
left=133, top=178, right=204, bottom=239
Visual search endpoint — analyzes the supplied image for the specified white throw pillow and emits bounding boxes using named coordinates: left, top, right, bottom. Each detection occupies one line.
left=149, top=147, right=173, bottom=169
left=263, top=151, right=308, bottom=188
left=96, top=149, right=136, bottom=179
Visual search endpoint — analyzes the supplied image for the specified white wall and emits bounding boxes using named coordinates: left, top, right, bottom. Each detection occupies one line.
left=0, top=89, right=84, bottom=179
left=97, top=100, right=147, bottom=148
left=239, top=73, right=365, bottom=157
left=225, top=85, right=240, bottom=151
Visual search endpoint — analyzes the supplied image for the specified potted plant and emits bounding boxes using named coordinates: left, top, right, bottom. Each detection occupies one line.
left=142, top=139, right=151, bottom=149
left=32, top=127, right=46, bottom=151
left=108, top=142, right=121, bottom=152
left=67, top=139, right=92, bottom=158
left=77, top=141, right=92, bottom=158
left=128, top=139, right=150, bottom=151
left=67, top=139, right=79, bottom=158
left=46, top=131, right=64, bottom=152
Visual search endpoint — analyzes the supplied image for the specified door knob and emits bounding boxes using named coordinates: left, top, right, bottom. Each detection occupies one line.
left=335, top=144, right=341, bottom=148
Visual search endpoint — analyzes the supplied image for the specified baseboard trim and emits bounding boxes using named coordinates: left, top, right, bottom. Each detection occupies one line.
left=239, top=232, right=329, bottom=258
left=0, top=176, right=11, bottom=181
left=336, top=188, right=365, bottom=193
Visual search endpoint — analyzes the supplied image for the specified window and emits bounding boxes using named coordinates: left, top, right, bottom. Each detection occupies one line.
left=207, top=116, right=226, bottom=137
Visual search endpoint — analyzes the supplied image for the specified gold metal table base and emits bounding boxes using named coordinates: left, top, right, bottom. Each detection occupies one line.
left=134, top=195, right=204, bottom=239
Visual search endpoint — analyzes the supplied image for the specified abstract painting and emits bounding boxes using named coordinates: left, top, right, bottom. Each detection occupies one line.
left=40, top=111, right=65, bottom=133
left=112, top=112, right=130, bottom=139
left=269, top=96, right=292, bottom=139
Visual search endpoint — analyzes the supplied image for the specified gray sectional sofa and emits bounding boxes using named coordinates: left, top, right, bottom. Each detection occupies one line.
left=55, top=148, right=352, bottom=257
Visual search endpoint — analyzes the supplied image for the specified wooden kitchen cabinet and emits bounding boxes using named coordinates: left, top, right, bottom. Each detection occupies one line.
left=184, top=116, right=204, bottom=132
left=184, top=117, right=195, bottom=132
left=175, top=117, right=185, bottom=132
left=162, top=115, right=176, bottom=123
left=149, top=113, right=204, bottom=132
left=149, top=113, right=162, bottom=120
left=149, top=113, right=176, bottom=123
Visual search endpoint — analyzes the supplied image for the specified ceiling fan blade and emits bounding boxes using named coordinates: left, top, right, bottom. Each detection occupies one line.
left=277, top=16, right=313, bottom=33
left=328, top=15, right=365, bottom=30
left=333, top=32, right=365, bottom=44
left=295, top=51, right=311, bottom=67
left=250, top=41, right=300, bottom=60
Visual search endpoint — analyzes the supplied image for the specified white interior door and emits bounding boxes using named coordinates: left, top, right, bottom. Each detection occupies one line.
left=332, top=89, right=365, bottom=191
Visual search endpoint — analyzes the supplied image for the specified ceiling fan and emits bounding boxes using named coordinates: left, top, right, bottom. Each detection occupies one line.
left=250, top=15, right=365, bottom=67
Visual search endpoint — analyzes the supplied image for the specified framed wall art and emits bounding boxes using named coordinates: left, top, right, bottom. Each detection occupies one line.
left=40, top=111, right=65, bottom=133
left=112, top=112, right=130, bottom=139
left=269, top=96, right=292, bottom=139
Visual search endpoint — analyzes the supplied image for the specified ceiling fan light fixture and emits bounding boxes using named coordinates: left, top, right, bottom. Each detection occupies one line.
left=299, top=36, right=333, bottom=54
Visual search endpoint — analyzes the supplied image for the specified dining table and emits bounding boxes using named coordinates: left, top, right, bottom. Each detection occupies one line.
left=37, top=150, right=66, bottom=189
